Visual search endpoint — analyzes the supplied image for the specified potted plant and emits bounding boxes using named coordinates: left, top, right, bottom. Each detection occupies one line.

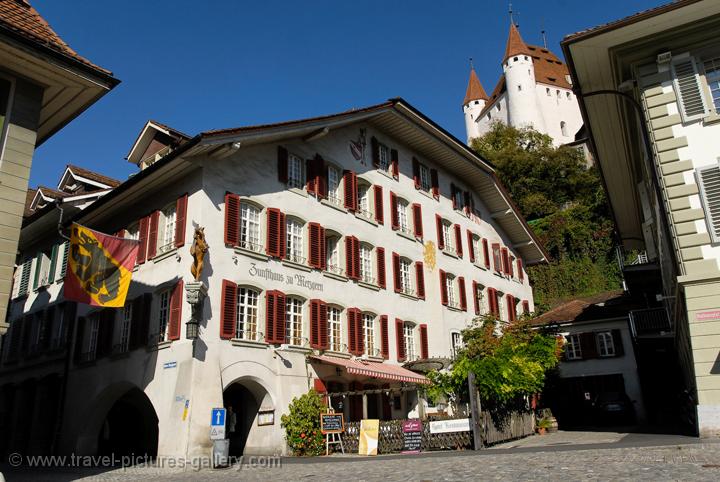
left=536, top=417, right=552, bottom=435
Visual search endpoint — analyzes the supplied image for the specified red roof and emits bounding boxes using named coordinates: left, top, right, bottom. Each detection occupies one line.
left=310, top=355, right=430, bottom=384
left=504, top=23, right=532, bottom=61
left=0, top=0, right=113, bottom=76
left=463, top=68, right=488, bottom=106
left=531, top=290, right=626, bottom=325
left=67, top=164, right=121, bottom=188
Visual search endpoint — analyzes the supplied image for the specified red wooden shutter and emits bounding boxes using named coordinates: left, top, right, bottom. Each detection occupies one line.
left=308, top=223, right=324, bottom=269
left=502, top=248, right=510, bottom=275
left=347, top=309, right=357, bottom=354
left=492, top=243, right=501, bottom=272
left=472, top=281, right=480, bottom=315
left=277, top=146, right=288, bottom=183
left=430, top=169, right=439, bottom=200
left=395, top=318, right=406, bottom=361
left=315, top=155, right=327, bottom=199
left=390, top=148, right=399, bottom=179
left=147, top=210, right=160, bottom=259
left=306, top=157, right=316, bottom=194
left=506, top=294, right=516, bottom=322
left=319, top=301, right=328, bottom=350
left=168, top=279, right=184, bottom=340
left=343, top=170, right=357, bottom=211
left=488, top=288, right=498, bottom=316
left=380, top=315, right=389, bottom=359
left=345, top=236, right=359, bottom=280
left=412, top=203, right=423, bottom=239
left=265, top=290, right=286, bottom=344
left=266, top=208, right=285, bottom=258
left=310, top=299, right=319, bottom=348
left=483, top=239, right=490, bottom=268
left=220, top=280, right=237, bottom=340
left=458, top=277, right=467, bottom=311
left=371, top=136, right=380, bottom=168
left=175, top=193, right=188, bottom=248
left=352, top=238, right=360, bottom=280
left=415, top=262, right=425, bottom=299
left=390, top=192, right=399, bottom=230
left=454, top=224, right=463, bottom=258
left=522, top=300, right=530, bottom=314
left=392, top=252, right=401, bottom=293
left=376, top=247, right=386, bottom=289
left=412, top=157, right=420, bottom=189
left=451, top=184, right=458, bottom=209
left=467, top=231, right=475, bottom=262
left=137, top=216, right=150, bottom=264
left=374, top=185, right=384, bottom=224
left=435, top=215, right=444, bottom=250
left=224, top=193, right=240, bottom=246
left=464, top=191, right=471, bottom=215
left=517, top=259, right=524, bottom=282
left=439, top=270, right=448, bottom=305
left=419, top=324, right=428, bottom=359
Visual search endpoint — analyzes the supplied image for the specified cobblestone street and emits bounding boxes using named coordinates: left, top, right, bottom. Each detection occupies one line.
left=3, top=433, right=720, bottom=481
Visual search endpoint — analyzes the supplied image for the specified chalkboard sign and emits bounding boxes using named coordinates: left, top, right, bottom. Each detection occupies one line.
left=402, top=419, right=422, bottom=453
left=320, top=413, right=344, bottom=434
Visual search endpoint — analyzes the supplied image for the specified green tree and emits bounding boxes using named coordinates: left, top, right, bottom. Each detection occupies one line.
left=470, top=122, right=621, bottom=309
left=428, top=315, right=561, bottom=409
left=280, top=390, right=326, bottom=456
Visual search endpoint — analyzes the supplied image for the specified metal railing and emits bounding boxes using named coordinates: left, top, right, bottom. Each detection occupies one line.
left=234, top=328, right=259, bottom=342
left=629, top=307, right=671, bottom=337
left=326, top=193, right=344, bottom=208
left=112, top=343, right=129, bottom=355
left=359, top=274, right=377, bottom=285
left=357, top=207, right=374, bottom=220
left=286, top=253, right=306, bottom=265
left=238, top=239, right=263, bottom=253
left=326, top=264, right=344, bottom=276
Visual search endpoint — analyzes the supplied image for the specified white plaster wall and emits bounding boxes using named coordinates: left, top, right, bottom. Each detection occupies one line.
left=474, top=95, right=509, bottom=140
left=534, top=83, right=583, bottom=146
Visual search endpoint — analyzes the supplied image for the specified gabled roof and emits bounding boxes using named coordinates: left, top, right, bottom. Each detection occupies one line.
left=0, top=0, right=112, bottom=76
left=463, top=68, right=488, bottom=106
left=126, top=120, right=191, bottom=165
left=64, top=164, right=121, bottom=189
left=531, top=290, right=628, bottom=325
left=504, top=23, right=532, bottom=62
left=70, top=98, right=549, bottom=265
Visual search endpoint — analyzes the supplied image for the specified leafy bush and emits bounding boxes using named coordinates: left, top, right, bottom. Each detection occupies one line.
left=280, top=390, right=325, bottom=456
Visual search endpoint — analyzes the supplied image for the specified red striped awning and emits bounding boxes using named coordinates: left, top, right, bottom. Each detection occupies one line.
left=310, top=355, right=430, bottom=385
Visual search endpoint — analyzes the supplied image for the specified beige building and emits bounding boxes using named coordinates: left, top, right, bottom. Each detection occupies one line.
left=562, top=0, right=720, bottom=437
left=0, top=0, right=118, bottom=335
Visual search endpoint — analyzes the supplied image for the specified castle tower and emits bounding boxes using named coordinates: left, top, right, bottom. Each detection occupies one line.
left=462, top=67, right=488, bottom=143
left=502, top=23, right=546, bottom=132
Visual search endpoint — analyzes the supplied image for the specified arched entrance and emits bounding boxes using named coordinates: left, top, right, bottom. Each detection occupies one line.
left=97, top=388, right=158, bottom=457
left=223, top=379, right=272, bottom=456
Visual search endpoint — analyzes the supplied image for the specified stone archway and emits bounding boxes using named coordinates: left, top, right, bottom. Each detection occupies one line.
left=223, top=378, right=273, bottom=456
left=96, top=387, right=159, bottom=457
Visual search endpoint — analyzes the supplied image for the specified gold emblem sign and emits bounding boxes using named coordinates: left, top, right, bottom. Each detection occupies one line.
left=424, top=241, right=436, bottom=271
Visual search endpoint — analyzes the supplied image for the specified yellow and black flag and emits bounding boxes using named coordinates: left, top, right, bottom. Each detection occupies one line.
left=64, top=223, right=139, bottom=307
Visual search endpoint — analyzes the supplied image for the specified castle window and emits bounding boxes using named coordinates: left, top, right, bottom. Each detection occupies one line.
left=327, top=306, right=342, bottom=352
left=285, top=297, right=304, bottom=346
left=517, top=85, right=522, bottom=91
left=546, top=88, right=551, bottom=96
left=566, top=92, right=572, bottom=100
left=239, top=202, right=262, bottom=252
left=327, top=165, right=342, bottom=206
left=286, top=217, right=305, bottom=264
left=474, top=100, right=479, bottom=105
left=496, top=104, right=500, bottom=111
left=363, top=313, right=376, bottom=356
left=158, top=202, right=176, bottom=255
left=561, top=121, right=568, bottom=137
left=514, top=57, right=518, bottom=62
left=404, top=322, right=416, bottom=361
left=236, top=287, right=259, bottom=341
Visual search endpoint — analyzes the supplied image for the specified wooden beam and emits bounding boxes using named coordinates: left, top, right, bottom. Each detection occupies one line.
left=303, top=126, right=330, bottom=142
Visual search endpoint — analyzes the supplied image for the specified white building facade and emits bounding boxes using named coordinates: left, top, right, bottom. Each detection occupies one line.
left=463, top=23, right=583, bottom=146
left=0, top=99, right=546, bottom=458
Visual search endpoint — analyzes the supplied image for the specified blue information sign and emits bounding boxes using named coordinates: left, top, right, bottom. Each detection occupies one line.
left=211, top=408, right=226, bottom=427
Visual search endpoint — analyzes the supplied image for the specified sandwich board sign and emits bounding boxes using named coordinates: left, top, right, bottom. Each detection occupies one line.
left=210, top=407, right=226, bottom=440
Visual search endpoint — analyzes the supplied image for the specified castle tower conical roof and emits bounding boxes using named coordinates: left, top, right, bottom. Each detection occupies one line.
left=503, top=23, right=532, bottom=61
left=463, top=68, right=488, bottom=106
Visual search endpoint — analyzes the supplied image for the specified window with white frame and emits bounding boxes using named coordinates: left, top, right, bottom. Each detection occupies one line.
left=565, top=334, right=582, bottom=360
left=597, top=331, right=615, bottom=357
left=357, top=182, right=372, bottom=219
left=359, top=244, right=374, bottom=284
left=446, top=274, right=457, bottom=308
left=397, top=198, right=411, bottom=234
left=419, top=163, right=431, bottom=192
left=476, top=284, right=487, bottom=314
left=237, top=287, right=259, bottom=341
left=327, top=165, right=342, bottom=205
left=451, top=332, right=463, bottom=359
left=399, top=258, right=413, bottom=295
left=285, top=297, right=304, bottom=346
left=286, top=218, right=304, bottom=264
left=404, top=323, right=416, bottom=361
left=442, top=221, right=455, bottom=254
left=288, top=154, right=305, bottom=189
left=705, top=57, right=720, bottom=111
left=325, top=234, right=342, bottom=275
left=157, top=288, right=172, bottom=342
left=452, top=190, right=463, bottom=211
left=240, top=202, right=262, bottom=252
left=378, top=142, right=390, bottom=172
left=119, top=303, right=132, bottom=353
left=158, top=202, right=176, bottom=254
left=328, top=306, right=342, bottom=352
left=363, top=313, right=375, bottom=356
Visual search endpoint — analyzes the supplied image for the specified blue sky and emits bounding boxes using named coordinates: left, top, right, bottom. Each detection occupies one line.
left=30, top=0, right=660, bottom=188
